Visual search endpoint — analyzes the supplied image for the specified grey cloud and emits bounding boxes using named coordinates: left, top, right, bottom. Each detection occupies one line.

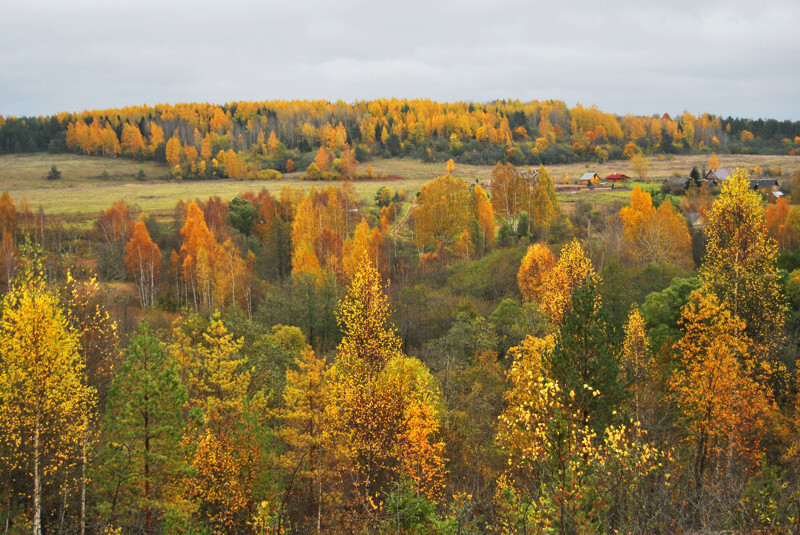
left=1, top=0, right=798, bottom=119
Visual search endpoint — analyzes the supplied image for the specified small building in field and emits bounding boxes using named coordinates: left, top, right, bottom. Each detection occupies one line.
left=579, top=172, right=600, bottom=185
left=685, top=212, right=707, bottom=229
left=520, top=167, right=539, bottom=182
left=605, top=173, right=630, bottom=183
left=770, top=191, right=784, bottom=202
left=704, top=168, right=731, bottom=183
left=749, top=179, right=779, bottom=192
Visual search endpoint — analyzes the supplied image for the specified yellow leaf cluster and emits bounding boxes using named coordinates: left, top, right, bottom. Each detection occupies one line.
left=619, top=186, right=693, bottom=268
left=413, top=174, right=472, bottom=249
left=517, top=243, right=556, bottom=302
left=540, top=239, right=598, bottom=324
left=327, top=257, right=446, bottom=513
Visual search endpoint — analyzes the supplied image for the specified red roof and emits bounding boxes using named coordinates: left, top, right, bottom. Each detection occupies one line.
left=606, top=173, right=630, bottom=179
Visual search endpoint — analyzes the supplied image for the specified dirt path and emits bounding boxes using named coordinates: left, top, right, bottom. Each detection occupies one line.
left=391, top=202, right=415, bottom=238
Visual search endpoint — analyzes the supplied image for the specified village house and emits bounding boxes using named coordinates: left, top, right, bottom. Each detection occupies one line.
left=579, top=172, right=600, bottom=186
left=704, top=168, right=731, bottom=183
left=749, top=179, right=779, bottom=192
left=685, top=212, right=707, bottom=230
left=605, top=173, right=630, bottom=184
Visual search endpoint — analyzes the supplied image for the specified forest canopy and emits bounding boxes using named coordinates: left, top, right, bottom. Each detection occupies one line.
left=2, top=99, right=800, bottom=182
left=1, top=136, right=800, bottom=533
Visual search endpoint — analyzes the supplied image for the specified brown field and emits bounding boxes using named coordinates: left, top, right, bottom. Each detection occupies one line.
left=0, top=152, right=797, bottom=218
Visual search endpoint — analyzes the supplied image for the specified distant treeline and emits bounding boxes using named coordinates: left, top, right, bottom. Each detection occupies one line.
left=1, top=99, right=799, bottom=174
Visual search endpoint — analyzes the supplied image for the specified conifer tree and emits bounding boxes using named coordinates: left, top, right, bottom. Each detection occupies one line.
left=99, top=323, right=186, bottom=535
left=278, top=347, right=330, bottom=532
left=546, top=277, right=625, bottom=432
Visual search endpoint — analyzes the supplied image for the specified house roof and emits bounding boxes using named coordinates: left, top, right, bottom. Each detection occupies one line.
left=749, top=179, right=779, bottom=189
left=773, top=191, right=785, bottom=198
left=685, top=212, right=706, bottom=226
left=579, top=172, right=598, bottom=181
left=705, top=168, right=731, bottom=181
left=606, top=173, right=630, bottom=179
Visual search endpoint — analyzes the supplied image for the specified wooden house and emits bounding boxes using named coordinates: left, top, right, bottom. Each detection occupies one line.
left=685, top=212, right=707, bottom=229
left=605, top=173, right=630, bottom=184
left=579, top=172, right=600, bottom=185
left=749, top=179, right=779, bottom=192
left=704, top=168, right=731, bottom=183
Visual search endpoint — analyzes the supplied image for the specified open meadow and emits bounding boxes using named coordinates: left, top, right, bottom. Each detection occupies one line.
left=0, top=152, right=797, bottom=218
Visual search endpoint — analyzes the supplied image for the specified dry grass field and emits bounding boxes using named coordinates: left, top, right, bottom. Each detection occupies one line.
left=0, top=153, right=797, bottom=218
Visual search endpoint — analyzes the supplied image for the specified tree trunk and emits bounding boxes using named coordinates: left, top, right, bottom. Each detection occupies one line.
left=144, top=409, right=151, bottom=535
left=80, top=431, right=86, bottom=535
left=33, top=414, right=41, bottom=535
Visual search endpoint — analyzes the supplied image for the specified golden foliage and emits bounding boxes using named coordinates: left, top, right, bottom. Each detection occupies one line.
left=497, top=336, right=664, bottom=533
left=671, top=291, right=775, bottom=478
left=540, top=239, right=597, bottom=324
left=166, top=136, right=182, bottom=168
left=327, top=257, right=446, bottom=518
left=490, top=162, right=533, bottom=226
left=699, top=170, right=785, bottom=348
left=621, top=307, right=652, bottom=422
left=473, top=184, right=495, bottom=251
left=619, top=186, right=693, bottom=268
left=765, top=196, right=793, bottom=250
left=413, top=174, right=472, bottom=249
left=183, top=430, right=254, bottom=534
left=0, top=267, right=95, bottom=534
left=629, top=153, right=650, bottom=181
left=517, top=243, right=556, bottom=302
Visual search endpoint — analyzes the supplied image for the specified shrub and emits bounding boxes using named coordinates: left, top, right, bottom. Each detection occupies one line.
left=46, top=165, right=61, bottom=180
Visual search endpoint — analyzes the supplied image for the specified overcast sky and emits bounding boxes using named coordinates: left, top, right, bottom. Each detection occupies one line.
left=1, top=0, right=798, bottom=120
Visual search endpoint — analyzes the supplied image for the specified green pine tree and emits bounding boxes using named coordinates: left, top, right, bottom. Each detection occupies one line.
left=546, top=278, right=626, bottom=431
left=46, top=165, right=62, bottom=180
left=97, top=322, right=186, bottom=535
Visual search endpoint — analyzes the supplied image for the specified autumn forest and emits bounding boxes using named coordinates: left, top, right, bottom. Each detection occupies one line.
left=2, top=99, right=800, bottom=534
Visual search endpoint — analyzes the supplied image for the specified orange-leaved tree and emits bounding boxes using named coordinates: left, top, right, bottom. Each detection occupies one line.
left=619, top=186, right=693, bottom=268
left=671, top=290, right=775, bottom=504
left=291, top=193, right=325, bottom=284
left=765, top=195, right=793, bottom=250
left=178, top=202, right=217, bottom=311
left=517, top=242, right=556, bottom=302
left=125, top=220, right=162, bottom=309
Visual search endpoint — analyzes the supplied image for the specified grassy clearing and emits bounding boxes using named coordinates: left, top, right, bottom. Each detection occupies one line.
left=0, top=153, right=797, bottom=217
